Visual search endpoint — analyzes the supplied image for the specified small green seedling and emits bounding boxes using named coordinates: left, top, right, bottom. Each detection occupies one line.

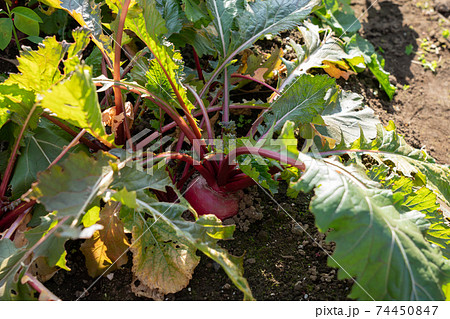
left=443, top=29, right=449, bottom=39
left=0, top=3, right=43, bottom=51
left=405, top=44, right=414, bottom=55
left=418, top=54, right=438, bottom=72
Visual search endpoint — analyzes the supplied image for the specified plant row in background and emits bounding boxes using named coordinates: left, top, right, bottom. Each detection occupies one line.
left=0, top=0, right=449, bottom=300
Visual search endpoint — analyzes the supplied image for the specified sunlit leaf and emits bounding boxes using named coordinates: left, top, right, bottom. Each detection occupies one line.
left=39, top=65, right=109, bottom=142
left=289, top=152, right=450, bottom=300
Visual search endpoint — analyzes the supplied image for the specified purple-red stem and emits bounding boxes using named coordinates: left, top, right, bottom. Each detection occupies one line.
left=231, top=74, right=280, bottom=95
left=192, top=48, right=205, bottom=83
left=140, top=153, right=218, bottom=189
left=42, top=114, right=105, bottom=151
left=48, top=129, right=86, bottom=169
left=217, top=147, right=306, bottom=186
left=186, top=85, right=213, bottom=140
left=0, top=105, right=37, bottom=199
left=0, top=200, right=36, bottom=230
left=112, top=0, right=132, bottom=145
left=222, top=68, right=230, bottom=123
left=3, top=206, right=32, bottom=239
left=136, top=104, right=268, bottom=150
left=22, top=272, right=61, bottom=301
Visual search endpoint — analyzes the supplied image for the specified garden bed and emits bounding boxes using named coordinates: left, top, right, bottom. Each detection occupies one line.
left=0, top=0, right=449, bottom=301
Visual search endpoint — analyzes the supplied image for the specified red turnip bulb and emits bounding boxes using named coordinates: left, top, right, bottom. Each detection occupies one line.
left=184, top=176, right=239, bottom=220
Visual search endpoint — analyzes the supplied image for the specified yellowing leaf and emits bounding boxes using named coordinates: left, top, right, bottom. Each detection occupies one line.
left=80, top=202, right=130, bottom=278
left=130, top=213, right=200, bottom=296
left=323, top=61, right=355, bottom=80
left=253, top=67, right=268, bottom=82
left=262, top=47, right=283, bottom=79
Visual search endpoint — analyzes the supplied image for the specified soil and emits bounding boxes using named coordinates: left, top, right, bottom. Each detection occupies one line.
left=45, top=184, right=353, bottom=301
left=2, top=0, right=449, bottom=301
left=345, top=0, right=450, bottom=164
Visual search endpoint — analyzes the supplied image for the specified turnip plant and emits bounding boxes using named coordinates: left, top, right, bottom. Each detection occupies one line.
left=0, top=0, right=449, bottom=301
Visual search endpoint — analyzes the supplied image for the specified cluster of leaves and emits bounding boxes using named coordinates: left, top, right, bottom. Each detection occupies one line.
left=0, top=2, right=43, bottom=51
left=0, top=0, right=449, bottom=301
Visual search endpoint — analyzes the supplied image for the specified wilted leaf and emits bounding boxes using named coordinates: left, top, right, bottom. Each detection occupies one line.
left=80, top=202, right=130, bottom=277
left=130, top=209, right=200, bottom=295
left=121, top=198, right=253, bottom=300
left=323, top=61, right=355, bottom=79
left=102, top=101, right=134, bottom=135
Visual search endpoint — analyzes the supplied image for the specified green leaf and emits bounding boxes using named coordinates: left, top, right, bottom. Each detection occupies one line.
left=169, top=26, right=215, bottom=57
left=281, top=22, right=353, bottom=89
left=233, top=0, right=321, bottom=53
left=29, top=151, right=116, bottom=218
left=111, top=156, right=173, bottom=192
left=39, top=0, right=113, bottom=61
left=0, top=18, right=13, bottom=50
left=0, top=239, right=25, bottom=284
left=345, top=34, right=396, bottom=100
left=125, top=0, right=195, bottom=112
left=239, top=157, right=279, bottom=194
left=316, top=91, right=380, bottom=144
left=351, top=122, right=450, bottom=207
left=206, top=0, right=242, bottom=56
left=315, top=0, right=361, bottom=36
left=290, top=153, right=450, bottom=300
left=64, top=27, right=92, bottom=74
left=368, top=164, right=450, bottom=259
left=25, top=35, right=43, bottom=44
left=81, top=201, right=101, bottom=227
left=0, top=83, right=36, bottom=130
left=11, top=7, right=43, bottom=37
left=183, top=0, right=210, bottom=24
left=10, top=119, right=88, bottom=199
left=263, top=74, right=337, bottom=133
left=131, top=200, right=254, bottom=300
left=24, top=216, right=70, bottom=269
left=39, top=64, right=109, bottom=142
left=155, top=0, right=183, bottom=37
left=38, top=0, right=101, bottom=39
left=368, top=52, right=396, bottom=100
left=85, top=46, right=103, bottom=77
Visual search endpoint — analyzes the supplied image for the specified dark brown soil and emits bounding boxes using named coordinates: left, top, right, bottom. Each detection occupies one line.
left=345, top=0, right=449, bottom=163
left=45, top=184, right=353, bottom=301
